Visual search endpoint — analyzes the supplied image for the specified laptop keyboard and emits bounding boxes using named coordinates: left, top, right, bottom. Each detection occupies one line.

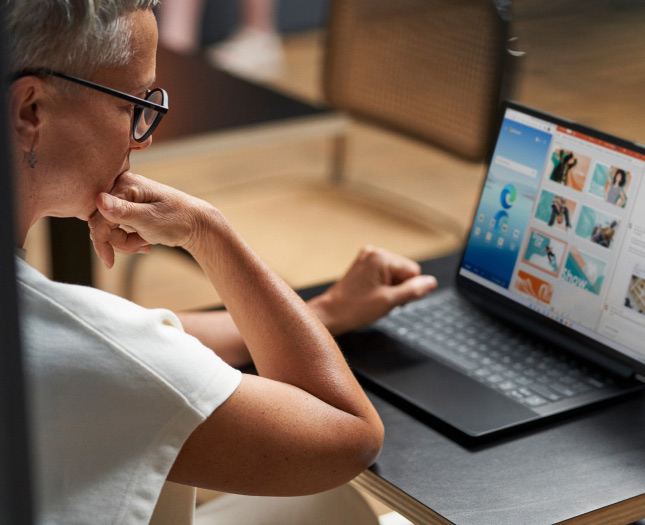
left=373, top=291, right=615, bottom=408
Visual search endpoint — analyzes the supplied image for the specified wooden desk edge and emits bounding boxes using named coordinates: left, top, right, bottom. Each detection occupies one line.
left=353, top=470, right=645, bottom=525
left=556, top=492, right=645, bottom=525
left=351, top=470, right=451, bottom=525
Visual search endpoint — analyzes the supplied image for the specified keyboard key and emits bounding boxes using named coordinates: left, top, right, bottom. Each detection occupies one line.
left=550, top=383, right=576, bottom=397
left=415, top=341, right=478, bottom=371
left=522, top=395, right=547, bottom=407
left=498, top=380, right=517, bottom=391
left=588, top=377, right=607, bottom=389
left=571, top=381, right=593, bottom=394
left=509, top=389, right=527, bottom=401
left=529, top=383, right=561, bottom=402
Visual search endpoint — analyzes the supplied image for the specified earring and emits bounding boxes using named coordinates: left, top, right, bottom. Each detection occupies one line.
left=24, top=140, right=37, bottom=169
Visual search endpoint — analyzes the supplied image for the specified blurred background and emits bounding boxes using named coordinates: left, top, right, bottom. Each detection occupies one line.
left=23, top=0, right=645, bottom=315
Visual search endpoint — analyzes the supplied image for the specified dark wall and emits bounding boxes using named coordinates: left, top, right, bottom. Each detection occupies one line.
left=200, top=0, right=330, bottom=45
left=0, top=6, right=34, bottom=524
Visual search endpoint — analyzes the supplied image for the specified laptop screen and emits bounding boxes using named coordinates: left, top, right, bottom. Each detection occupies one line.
left=459, top=102, right=645, bottom=371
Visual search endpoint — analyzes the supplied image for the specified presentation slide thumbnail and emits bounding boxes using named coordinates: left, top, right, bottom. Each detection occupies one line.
left=548, top=148, right=591, bottom=192
left=523, top=229, right=567, bottom=277
left=514, top=270, right=554, bottom=305
left=588, top=164, right=631, bottom=208
left=575, top=205, right=620, bottom=249
left=562, top=246, right=606, bottom=296
left=535, top=189, right=576, bottom=232
left=626, top=274, right=645, bottom=316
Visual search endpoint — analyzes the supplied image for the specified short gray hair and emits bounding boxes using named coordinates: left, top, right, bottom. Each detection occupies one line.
left=4, top=0, right=160, bottom=76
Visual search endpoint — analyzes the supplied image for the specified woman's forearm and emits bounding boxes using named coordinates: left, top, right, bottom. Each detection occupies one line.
left=176, top=310, right=251, bottom=368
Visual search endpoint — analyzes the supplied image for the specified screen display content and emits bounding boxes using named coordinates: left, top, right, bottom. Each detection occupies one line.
left=460, top=105, right=645, bottom=366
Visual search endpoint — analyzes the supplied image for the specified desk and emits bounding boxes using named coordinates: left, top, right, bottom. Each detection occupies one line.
left=48, top=48, right=346, bottom=286
left=303, top=253, right=645, bottom=524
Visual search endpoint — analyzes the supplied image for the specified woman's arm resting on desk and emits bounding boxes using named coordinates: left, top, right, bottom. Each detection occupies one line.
left=91, top=172, right=384, bottom=496
left=176, top=246, right=437, bottom=367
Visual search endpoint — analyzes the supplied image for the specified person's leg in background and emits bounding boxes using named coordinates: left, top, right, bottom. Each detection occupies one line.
left=208, top=0, right=285, bottom=81
left=157, top=0, right=206, bottom=53
left=241, top=0, right=279, bottom=33
left=157, top=0, right=285, bottom=81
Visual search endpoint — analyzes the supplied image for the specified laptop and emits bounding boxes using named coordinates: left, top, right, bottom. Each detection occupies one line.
left=338, top=101, right=645, bottom=441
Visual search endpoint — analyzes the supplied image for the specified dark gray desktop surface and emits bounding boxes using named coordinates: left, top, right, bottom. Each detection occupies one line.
left=362, top=388, right=645, bottom=524
left=317, top=253, right=645, bottom=524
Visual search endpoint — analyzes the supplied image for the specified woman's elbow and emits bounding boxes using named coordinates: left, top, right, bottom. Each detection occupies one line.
left=363, top=416, right=385, bottom=467
left=342, top=415, right=385, bottom=481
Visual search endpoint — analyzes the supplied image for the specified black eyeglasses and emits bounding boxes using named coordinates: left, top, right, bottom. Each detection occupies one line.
left=13, top=68, right=168, bottom=142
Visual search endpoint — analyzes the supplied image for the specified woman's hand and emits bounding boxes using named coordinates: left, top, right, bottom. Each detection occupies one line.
left=309, top=246, right=437, bottom=335
left=89, top=172, right=213, bottom=268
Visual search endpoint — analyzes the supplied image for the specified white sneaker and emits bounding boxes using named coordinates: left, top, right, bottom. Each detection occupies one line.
left=207, top=28, right=285, bottom=81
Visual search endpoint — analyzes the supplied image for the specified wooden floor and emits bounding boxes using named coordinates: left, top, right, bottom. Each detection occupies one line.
left=24, top=0, right=645, bottom=312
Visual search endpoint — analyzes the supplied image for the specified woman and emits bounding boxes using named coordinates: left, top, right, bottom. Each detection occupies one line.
left=548, top=195, right=571, bottom=229
left=6, top=1, right=436, bottom=523
left=550, top=149, right=576, bottom=185
left=605, top=168, right=628, bottom=208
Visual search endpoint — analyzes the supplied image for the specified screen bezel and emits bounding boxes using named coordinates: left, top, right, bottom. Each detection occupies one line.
left=455, top=100, right=645, bottom=377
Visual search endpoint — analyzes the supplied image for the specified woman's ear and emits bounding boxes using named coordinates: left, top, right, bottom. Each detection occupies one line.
left=10, top=77, right=47, bottom=152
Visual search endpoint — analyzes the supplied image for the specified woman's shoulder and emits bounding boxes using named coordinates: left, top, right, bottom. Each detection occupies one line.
left=16, top=255, right=240, bottom=415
